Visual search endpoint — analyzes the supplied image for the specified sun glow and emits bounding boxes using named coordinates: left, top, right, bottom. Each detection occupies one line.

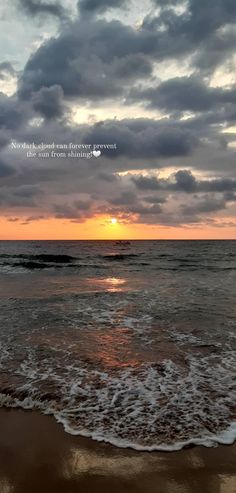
left=1, top=214, right=236, bottom=240
left=111, top=217, right=118, bottom=224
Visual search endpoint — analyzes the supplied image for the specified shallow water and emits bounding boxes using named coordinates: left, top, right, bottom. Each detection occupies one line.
left=0, top=240, right=235, bottom=450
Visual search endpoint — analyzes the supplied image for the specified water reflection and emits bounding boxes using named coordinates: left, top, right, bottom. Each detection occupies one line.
left=219, top=475, right=236, bottom=493
left=24, top=325, right=141, bottom=370
left=63, top=447, right=157, bottom=479
left=86, top=277, right=127, bottom=293
left=104, top=277, right=126, bottom=292
left=0, top=480, right=14, bottom=493
left=85, top=327, right=140, bottom=368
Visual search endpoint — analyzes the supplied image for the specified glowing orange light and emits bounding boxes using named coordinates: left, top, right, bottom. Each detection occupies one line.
left=111, top=217, right=118, bottom=224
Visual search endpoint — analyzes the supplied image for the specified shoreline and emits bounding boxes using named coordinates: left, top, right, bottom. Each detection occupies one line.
left=0, top=408, right=235, bottom=493
left=2, top=395, right=236, bottom=453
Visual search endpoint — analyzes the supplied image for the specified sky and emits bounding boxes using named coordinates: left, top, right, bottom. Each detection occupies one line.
left=0, top=0, right=236, bottom=239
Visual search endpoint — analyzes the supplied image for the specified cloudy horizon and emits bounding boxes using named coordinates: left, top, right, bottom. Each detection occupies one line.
left=0, top=0, right=236, bottom=239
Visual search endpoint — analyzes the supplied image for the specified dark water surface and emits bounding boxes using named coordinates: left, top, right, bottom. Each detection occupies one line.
left=0, top=240, right=235, bottom=450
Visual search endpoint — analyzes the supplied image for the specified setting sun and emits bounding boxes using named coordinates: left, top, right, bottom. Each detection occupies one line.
left=111, top=218, right=118, bottom=225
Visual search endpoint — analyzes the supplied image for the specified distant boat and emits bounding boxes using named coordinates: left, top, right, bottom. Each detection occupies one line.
left=115, top=240, right=131, bottom=247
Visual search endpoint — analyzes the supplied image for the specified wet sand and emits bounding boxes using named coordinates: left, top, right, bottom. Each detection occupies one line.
left=0, top=408, right=235, bottom=493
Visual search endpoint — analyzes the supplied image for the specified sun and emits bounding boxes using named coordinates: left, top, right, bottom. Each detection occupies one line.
left=111, top=217, right=118, bottom=225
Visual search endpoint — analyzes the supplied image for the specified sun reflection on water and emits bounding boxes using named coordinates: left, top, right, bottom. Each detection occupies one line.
left=86, top=277, right=127, bottom=293
left=89, top=327, right=140, bottom=368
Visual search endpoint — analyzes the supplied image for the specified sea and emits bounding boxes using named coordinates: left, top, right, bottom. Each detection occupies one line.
left=0, top=240, right=235, bottom=451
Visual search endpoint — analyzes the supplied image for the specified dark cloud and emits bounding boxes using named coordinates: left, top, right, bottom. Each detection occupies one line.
left=132, top=170, right=236, bottom=194
left=0, top=184, right=43, bottom=207
left=0, top=158, right=15, bottom=178
left=0, top=131, right=11, bottom=151
left=143, top=195, right=167, bottom=204
left=32, top=85, right=65, bottom=119
left=18, top=19, right=154, bottom=101
left=143, top=0, right=236, bottom=72
left=132, top=175, right=162, bottom=191
left=110, top=54, right=152, bottom=80
left=53, top=200, right=92, bottom=221
left=173, top=170, right=197, bottom=192
left=21, top=215, right=46, bottom=223
left=182, top=0, right=236, bottom=41
left=129, top=77, right=236, bottom=113
left=18, top=0, right=65, bottom=19
left=182, top=196, right=227, bottom=215
left=103, top=200, right=164, bottom=221
left=224, top=191, right=236, bottom=202
left=79, top=0, right=126, bottom=15
left=96, top=171, right=118, bottom=182
left=129, top=203, right=163, bottom=216
left=152, top=0, right=181, bottom=5
left=14, top=184, right=43, bottom=198
left=199, top=177, right=236, bottom=193
left=110, top=191, right=136, bottom=206
left=0, top=94, right=31, bottom=131
left=17, top=4, right=236, bottom=110
left=83, top=119, right=198, bottom=159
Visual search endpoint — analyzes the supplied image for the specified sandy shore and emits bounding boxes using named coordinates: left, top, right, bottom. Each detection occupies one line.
left=0, top=408, right=235, bottom=493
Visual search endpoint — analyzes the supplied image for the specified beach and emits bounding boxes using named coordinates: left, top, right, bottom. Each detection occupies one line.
left=0, top=408, right=235, bottom=493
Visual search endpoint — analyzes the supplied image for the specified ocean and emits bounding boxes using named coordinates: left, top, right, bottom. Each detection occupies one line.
left=0, top=240, right=235, bottom=451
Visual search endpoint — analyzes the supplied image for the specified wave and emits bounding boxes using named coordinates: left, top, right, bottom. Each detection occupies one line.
left=0, top=261, right=113, bottom=273
left=0, top=252, right=143, bottom=272
left=102, top=254, right=139, bottom=261
left=0, top=253, right=76, bottom=263
left=0, top=352, right=235, bottom=452
left=154, top=265, right=236, bottom=272
left=1, top=392, right=235, bottom=452
left=0, top=253, right=80, bottom=271
left=4, top=261, right=68, bottom=270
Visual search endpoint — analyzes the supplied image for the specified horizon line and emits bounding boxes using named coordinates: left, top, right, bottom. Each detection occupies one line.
left=0, top=238, right=235, bottom=241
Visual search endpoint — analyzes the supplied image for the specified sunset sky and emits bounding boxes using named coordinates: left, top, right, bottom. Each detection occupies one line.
left=0, top=0, right=236, bottom=239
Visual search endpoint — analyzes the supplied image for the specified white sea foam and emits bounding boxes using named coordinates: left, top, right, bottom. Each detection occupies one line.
left=0, top=350, right=235, bottom=452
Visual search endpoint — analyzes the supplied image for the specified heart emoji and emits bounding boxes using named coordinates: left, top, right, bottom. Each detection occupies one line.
left=93, top=150, right=101, bottom=158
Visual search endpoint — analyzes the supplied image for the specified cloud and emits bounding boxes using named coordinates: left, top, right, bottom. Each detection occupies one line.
left=152, top=0, right=181, bottom=5
left=143, top=195, right=167, bottom=204
left=14, top=184, right=43, bottom=198
left=0, top=184, right=43, bottom=207
left=17, top=7, right=236, bottom=109
left=96, top=171, right=118, bottom=182
left=32, top=85, right=65, bottom=119
left=130, top=203, right=163, bottom=215
left=173, top=170, right=197, bottom=192
left=0, top=94, right=31, bottom=130
left=181, top=196, right=227, bottom=215
left=131, top=175, right=162, bottom=191
left=53, top=199, right=92, bottom=221
left=224, top=191, right=236, bottom=202
left=132, top=170, right=236, bottom=194
left=143, top=0, right=236, bottom=72
left=18, top=18, right=155, bottom=101
left=0, top=62, right=16, bottom=80
left=18, top=0, right=65, bottom=19
left=78, top=0, right=127, bottom=15
left=128, top=76, right=236, bottom=114
left=0, top=158, right=15, bottom=178
left=83, top=119, right=198, bottom=159
left=109, top=191, right=136, bottom=206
